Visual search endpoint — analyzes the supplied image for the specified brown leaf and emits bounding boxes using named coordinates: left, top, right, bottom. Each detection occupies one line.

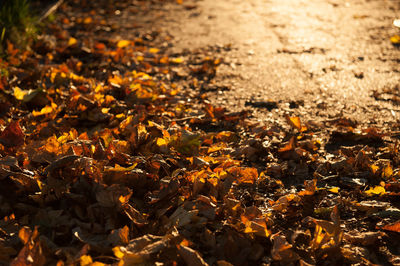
left=108, top=226, right=130, bottom=246
left=177, top=245, right=209, bottom=266
left=304, top=206, right=343, bottom=251
left=0, top=241, right=17, bottom=263
left=344, top=231, right=385, bottom=246
left=270, top=233, right=299, bottom=263
left=298, top=179, right=317, bottom=196
left=123, top=204, right=148, bottom=226
left=11, top=227, right=46, bottom=266
left=114, top=231, right=180, bottom=264
left=0, top=120, right=25, bottom=147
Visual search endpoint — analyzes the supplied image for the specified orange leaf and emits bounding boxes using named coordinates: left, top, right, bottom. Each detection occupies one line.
left=380, top=220, right=400, bottom=232
left=228, top=167, right=258, bottom=184
left=83, top=17, right=93, bottom=24
left=298, top=179, right=317, bottom=196
left=18, top=227, right=32, bottom=245
left=94, top=42, right=106, bottom=50
left=278, top=136, right=295, bottom=153
left=285, top=115, right=307, bottom=132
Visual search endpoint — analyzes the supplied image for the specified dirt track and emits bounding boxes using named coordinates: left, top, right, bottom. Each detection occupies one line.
left=146, top=0, right=400, bottom=128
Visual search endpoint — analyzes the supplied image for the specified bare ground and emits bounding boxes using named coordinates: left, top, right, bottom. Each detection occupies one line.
left=143, top=0, right=400, bottom=129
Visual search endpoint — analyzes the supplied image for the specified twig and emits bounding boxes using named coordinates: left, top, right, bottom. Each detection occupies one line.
left=167, top=114, right=206, bottom=122
left=38, top=0, right=64, bottom=22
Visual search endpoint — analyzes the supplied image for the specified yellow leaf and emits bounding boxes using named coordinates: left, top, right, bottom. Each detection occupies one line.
left=156, top=137, right=168, bottom=146
left=13, top=86, right=28, bottom=100
left=32, top=103, right=57, bottom=117
left=137, top=123, right=147, bottom=137
left=106, top=163, right=138, bottom=172
left=80, top=255, right=92, bottom=266
left=328, top=187, right=340, bottom=193
left=312, top=224, right=327, bottom=249
left=117, top=40, right=131, bottom=48
left=101, top=108, right=110, bottom=114
left=109, top=75, right=123, bottom=85
left=113, top=246, right=125, bottom=259
left=148, top=48, right=159, bottom=54
left=116, top=113, right=125, bottom=119
left=170, top=57, right=184, bottom=64
left=365, top=186, right=386, bottom=196
left=32, top=106, right=52, bottom=116
left=68, top=37, right=78, bottom=46
left=207, top=142, right=227, bottom=154
left=390, top=35, right=400, bottom=44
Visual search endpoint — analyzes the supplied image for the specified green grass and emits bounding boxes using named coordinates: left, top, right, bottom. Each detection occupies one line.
left=0, top=0, right=38, bottom=56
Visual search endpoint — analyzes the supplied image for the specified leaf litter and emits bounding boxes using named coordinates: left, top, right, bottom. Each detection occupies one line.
left=0, top=0, right=400, bottom=265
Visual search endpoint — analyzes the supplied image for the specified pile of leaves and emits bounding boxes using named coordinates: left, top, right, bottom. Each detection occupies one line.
left=0, top=0, right=400, bottom=265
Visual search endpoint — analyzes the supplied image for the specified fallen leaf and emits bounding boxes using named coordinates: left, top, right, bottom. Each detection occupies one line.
left=379, top=220, right=400, bottom=232
left=0, top=120, right=25, bottom=147
left=177, top=245, right=209, bottom=266
left=11, top=227, right=46, bottom=266
left=270, top=233, right=299, bottom=263
left=285, top=115, right=307, bottom=132
left=304, top=206, right=343, bottom=251
left=68, top=37, right=78, bottom=47
left=344, top=231, right=385, bottom=246
left=390, top=35, right=400, bottom=45
left=117, top=40, right=131, bottom=48
left=365, top=185, right=386, bottom=196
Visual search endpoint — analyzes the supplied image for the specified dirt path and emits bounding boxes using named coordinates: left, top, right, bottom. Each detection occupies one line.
left=154, top=0, right=400, bottom=127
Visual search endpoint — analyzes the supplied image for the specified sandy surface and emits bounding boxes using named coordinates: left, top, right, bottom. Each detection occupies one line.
left=143, top=0, right=400, bottom=128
